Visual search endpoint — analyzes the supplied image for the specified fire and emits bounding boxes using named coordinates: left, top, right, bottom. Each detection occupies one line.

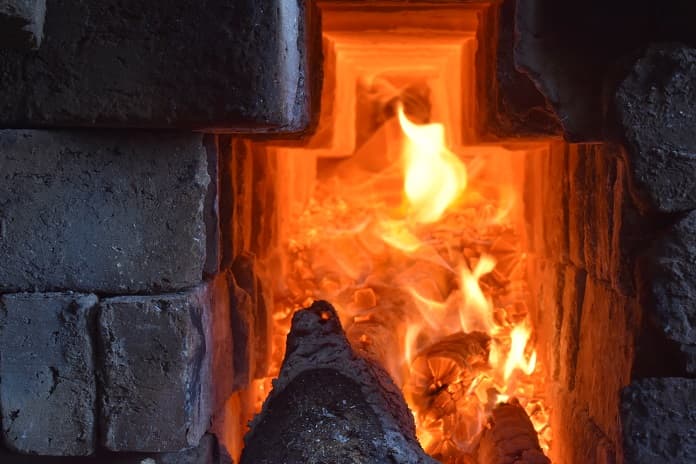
left=398, top=104, right=467, bottom=224
left=262, top=98, right=551, bottom=462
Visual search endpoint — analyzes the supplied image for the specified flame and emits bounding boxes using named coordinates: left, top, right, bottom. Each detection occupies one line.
left=398, top=104, right=467, bottom=224
left=261, top=97, right=552, bottom=462
left=504, top=324, right=538, bottom=381
left=458, top=255, right=496, bottom=333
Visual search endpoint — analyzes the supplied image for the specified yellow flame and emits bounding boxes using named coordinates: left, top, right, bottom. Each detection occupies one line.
left=503, top=324, right=537, bottom=381
left=458, top=255, right=496, bottom=333
left=397, top=104, right=467, bottom=224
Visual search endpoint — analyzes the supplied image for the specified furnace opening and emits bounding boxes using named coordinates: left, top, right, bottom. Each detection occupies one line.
left=243, top=2, right=555, bottom=463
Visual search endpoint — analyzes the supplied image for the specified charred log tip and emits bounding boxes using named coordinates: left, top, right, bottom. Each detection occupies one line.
left=285, top=299, right=345, bottom=353
left=475, top=400, right=550, bottom=464
left=242, top=299, right=437, bottom=464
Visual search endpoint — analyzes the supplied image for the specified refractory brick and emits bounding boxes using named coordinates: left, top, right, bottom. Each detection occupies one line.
left=0, top=292, right=98, bottom=455
left=0, top=130, right=211, bottom=294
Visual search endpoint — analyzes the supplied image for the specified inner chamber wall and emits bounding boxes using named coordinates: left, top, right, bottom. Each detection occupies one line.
left=224, top=2, right=639, bottom=463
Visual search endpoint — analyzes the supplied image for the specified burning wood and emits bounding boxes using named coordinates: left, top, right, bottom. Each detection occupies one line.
left=475, top=400, right=551, bottom=464
left=241, top=301, right=437, bottom=464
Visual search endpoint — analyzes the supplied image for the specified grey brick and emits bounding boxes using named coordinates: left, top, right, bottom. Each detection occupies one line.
left=0, top=292, right=97, bottom=455
left=638, top=210, right=696, bottom=348
left=0, top=0, right=319, bottom=132
left=622, top=378, right=696, bottom=463
left=0, top=0, right=45, bottom=49
left=97, top=287, right=214, bottom=452
left=0, top=434, right=230, bottom=463
left=0, top=130, right=210, bottom=293
left=614, top=43, right=696, bottom=213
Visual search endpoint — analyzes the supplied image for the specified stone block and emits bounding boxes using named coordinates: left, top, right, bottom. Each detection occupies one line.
left=582, top=144, right=618, bottom=283
left=637, top=209, right=696, bottom=365
left=0, top=0, right=45, bottom=49
left=491, top=0, right=561, bottom=136
left=559, top=265, right=586, bottom=390
left=566, top=143, right=586, bottom=268
left=208, top=273, right=235, bottom=414
left=542, top=140, right=569, bottom=260
left=203, top=135, right=221, bottom=277
left=232, top=253, right=271, bottom=380
left=0, top=292, right=97, bottom=455
left=0, top=434, right=230, bottom=463
left=0, top=0, right=319, bottom=132
left=609, top=155, right=644, bottom=297
left=98, top=287, right=214, bottom=452
left=229, top=273, right=255, bottom=391
left=614, top=43, right=696, bottom=213
left=574, top=278, right=637, bottom=452
left=621, top=378, right=696, bottom=463
left=0, top=130, right=210, bottom=293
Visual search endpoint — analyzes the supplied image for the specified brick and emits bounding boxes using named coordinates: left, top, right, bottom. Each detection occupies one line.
left=574, top=279, right=637, bottom=449
left=566, top=143, right=586, bottom=268
left=621, top=378, right=696, bottom=463
left=559, top=265, right=586, bottom=390
left=0, top=292, right=97, bottom=455
left=0, top=0, right=318, bottom=132
left=232, top=253, right=271, bottom=380
left=98, top=287, right=214, bottom=452
left=0, top=434, right=230, bottom=463
left=0, top=130, right=210, bottom=293
left=580, top=144, right=620, bottom=283
left=614, top=43, right=696, bottom=213
left=203, top=135, right=221, bottom=277
left=229, top=273, right=255, bottom=391
left=637, top=210, right=696, bottom=363
left=542, top=140, right=569, bottom=260
left=0, top=0, right=45, bottom=49
left=208, top=274, right=235, bottom=414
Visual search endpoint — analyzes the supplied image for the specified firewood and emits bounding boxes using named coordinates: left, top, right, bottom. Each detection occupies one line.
left=240, top=300, right=437, bottom=464
left=475, top=400, right=550, bottom=464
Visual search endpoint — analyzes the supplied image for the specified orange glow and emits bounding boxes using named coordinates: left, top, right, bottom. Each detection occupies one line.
left=260, top=99, right=551, bottom=462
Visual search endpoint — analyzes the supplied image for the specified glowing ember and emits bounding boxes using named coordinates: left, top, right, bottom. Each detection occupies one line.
left=260, top=99, right=551, bottom=462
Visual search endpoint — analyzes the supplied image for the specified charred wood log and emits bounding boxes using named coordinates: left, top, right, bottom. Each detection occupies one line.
left=241, top=300, right=437, bottom=464
left=475, top=400, right=550, bottom=464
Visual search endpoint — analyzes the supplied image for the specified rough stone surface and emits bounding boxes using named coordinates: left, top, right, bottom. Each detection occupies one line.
left=492, top=0, right=561, bottom=136
left=0, top=434, right=231, bottom=463
left=203, top=135, right=221, bottom=277
left=241, top=301, right=436, bottom=464
left=98, top=288, right=213, bottom=452
left=0, top=0, right=45, bottom=49
left=0, top=292, right=98, bottom=455
left=636, top=211, right=696, bottom=376
left=621, top=378, right=696, bottom=463
left=0, top=130, right=210, bottom=293
left=615, top=43, right=696, bottom=213
left=637, top=209, right=696, bottom=373
left=228, top=272, right=255, bottom=391
left=514, top=0, right=605, bottom=141
left=0, top=0, right=317, bottom=132
left=208, top=273, right=235, bottom=414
